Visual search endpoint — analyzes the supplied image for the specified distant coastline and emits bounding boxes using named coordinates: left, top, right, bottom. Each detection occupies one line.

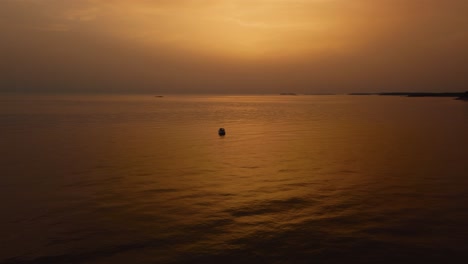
left=349, top=91, right=468, bottom=100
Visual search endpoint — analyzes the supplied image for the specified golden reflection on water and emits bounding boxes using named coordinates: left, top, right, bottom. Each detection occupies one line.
left=94, top=96, right=466, bottom=229
left=1, top=95, right=468, bottom=262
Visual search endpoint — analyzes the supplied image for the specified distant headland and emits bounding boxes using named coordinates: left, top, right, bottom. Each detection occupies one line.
left=349, top=91, right=468, bottom=100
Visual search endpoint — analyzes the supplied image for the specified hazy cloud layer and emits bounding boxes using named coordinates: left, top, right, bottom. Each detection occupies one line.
left=1, top=0, right=467, bottom=93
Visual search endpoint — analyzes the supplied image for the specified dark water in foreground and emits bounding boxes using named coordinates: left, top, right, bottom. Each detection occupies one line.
left=1, top=95, right=468, bottom=263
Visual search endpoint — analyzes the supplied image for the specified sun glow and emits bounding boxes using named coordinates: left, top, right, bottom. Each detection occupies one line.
left=96, top=0, right=353, bottom=59
left=3, top=0, right=467, bottom=93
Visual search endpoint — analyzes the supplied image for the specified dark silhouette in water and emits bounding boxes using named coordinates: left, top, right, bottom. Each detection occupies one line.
left=218, top=128, right=226, bottom=136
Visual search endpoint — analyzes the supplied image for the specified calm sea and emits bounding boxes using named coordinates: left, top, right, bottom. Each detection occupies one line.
left=1, top=95, right=467, bottom=263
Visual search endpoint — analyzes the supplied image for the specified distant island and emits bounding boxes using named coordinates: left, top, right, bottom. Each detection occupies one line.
left=349, top=91, right=468, bottom=100
left=280, top=93, right=297, bottom=96
left=154, top=95, right=164, bottom=98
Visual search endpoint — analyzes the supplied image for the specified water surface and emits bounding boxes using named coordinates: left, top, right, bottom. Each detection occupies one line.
left=1, top=95, right=468, bottom=263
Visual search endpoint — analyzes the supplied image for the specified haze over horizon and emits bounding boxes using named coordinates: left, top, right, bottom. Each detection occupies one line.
left=1, top=0, right=467, bottom=94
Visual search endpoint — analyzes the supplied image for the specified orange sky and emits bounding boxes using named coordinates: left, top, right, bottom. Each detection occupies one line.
left=1, top=0, right=467, bottom=93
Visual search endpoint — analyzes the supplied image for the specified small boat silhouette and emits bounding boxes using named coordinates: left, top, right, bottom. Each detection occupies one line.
left=218, top=128, right=226, bottom=136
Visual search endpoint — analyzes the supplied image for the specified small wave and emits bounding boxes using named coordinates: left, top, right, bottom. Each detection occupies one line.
left=142, top=188, right=178, bottom=194
left=226, top=197, right=311, bottom=217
